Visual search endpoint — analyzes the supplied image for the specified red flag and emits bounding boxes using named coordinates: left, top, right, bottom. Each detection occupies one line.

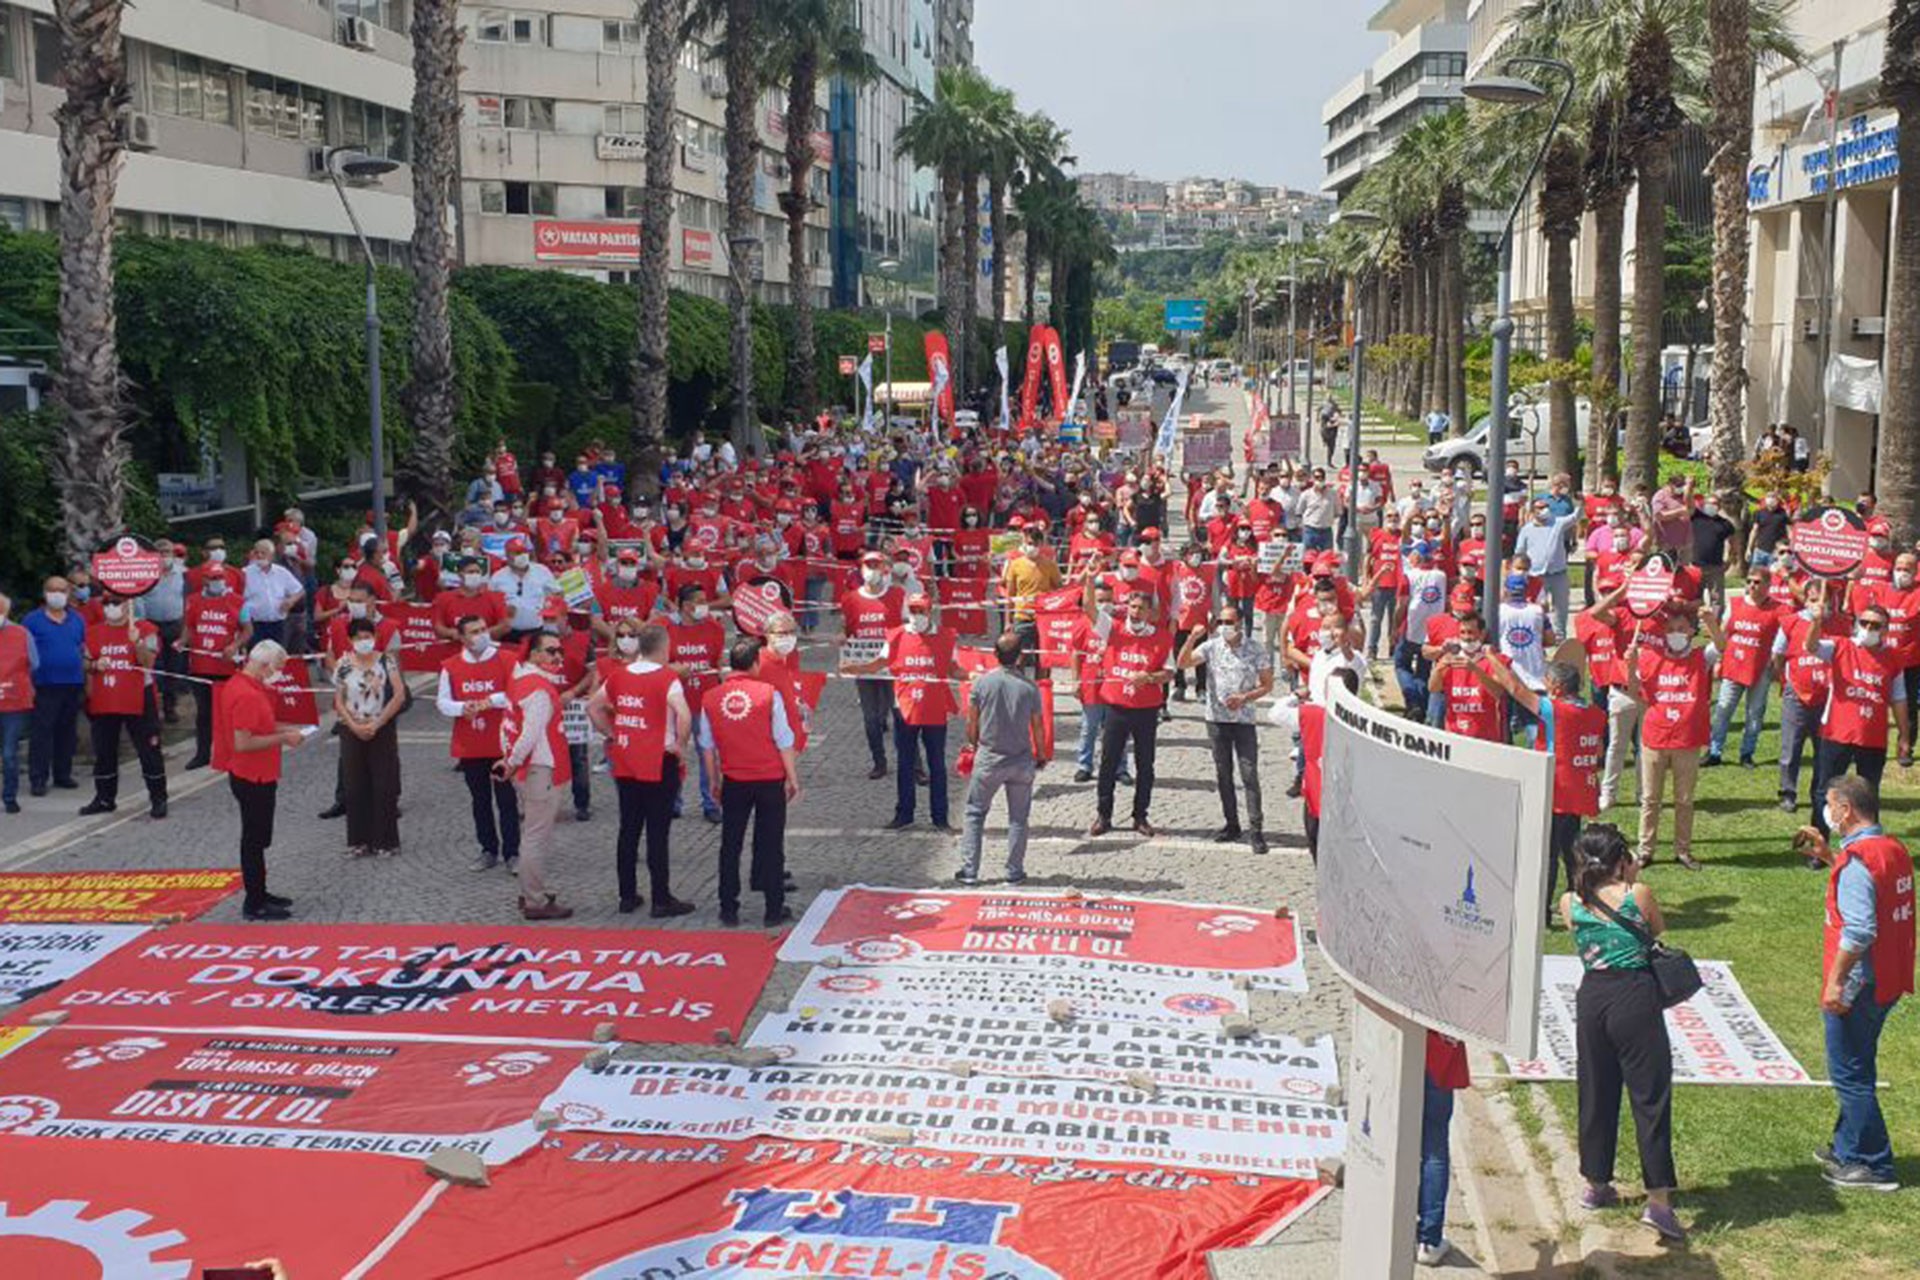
left=1019, top=325, right=1046, bottom=428
left=923, top=330, right=956, bottom=433
left=1036, top=676, right=1056, bottom=759
left=1043, top=326, right=1069, bottom=429
left=940, top=577, right=990, bottom=635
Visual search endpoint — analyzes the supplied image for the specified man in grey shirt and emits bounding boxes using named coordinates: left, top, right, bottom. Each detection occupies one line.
left=1510, top=494, right=1580, bottom=635
left=1178, top=603, right=1274, bottom=854
left=957, top=630, right=1048, bottom=885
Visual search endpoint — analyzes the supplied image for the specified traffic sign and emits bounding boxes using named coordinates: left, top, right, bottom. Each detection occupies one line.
left=1165, top=299, right=1208, bottom=333
left=91, top=535, right=166, bottom=599
left=838, top=355, right=857, bottom=376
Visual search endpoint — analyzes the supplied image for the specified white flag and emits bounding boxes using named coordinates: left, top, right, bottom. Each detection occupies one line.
left=995, top=346, right=1011, bottom=431
left=1066, top=351, right=1088, bottom=425
left=857, top=354, right=876, bottom=432
left=1155, top=367, right=1191, bottom=460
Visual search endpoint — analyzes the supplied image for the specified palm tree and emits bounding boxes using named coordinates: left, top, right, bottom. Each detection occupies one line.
left=50, top=0, right=131, bottom=560
left=942, top=67, right=1003, bottom=398
left=688, top=0, right=760, bottom=450
left=1015, top=170, right=1073, bottom=328
left=897, top=66, right=980, bottom=377
left=999, top=112, right=1070, bottom=345
left=1540, top=134, right=1586, bottom=479
left=1882, top=0, right=1920, bottom=543
left=398, top=0, right=461, bottom=526
left=632, top=0, right=689, bottom=491
left=762, top=0, right=872, bottom=423
left=1704, top=0, right=1761, bottom=517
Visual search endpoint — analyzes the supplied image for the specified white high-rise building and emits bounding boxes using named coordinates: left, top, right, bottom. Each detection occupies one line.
left=1319, top=0, right=1471, bottom=201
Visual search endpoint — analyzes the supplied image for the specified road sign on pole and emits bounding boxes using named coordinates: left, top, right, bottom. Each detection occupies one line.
left=1165, top=299, right=1208, bottom=333
left=867, top=333, right=888, bottom=354
left=838, top=356, right=857, bottom=376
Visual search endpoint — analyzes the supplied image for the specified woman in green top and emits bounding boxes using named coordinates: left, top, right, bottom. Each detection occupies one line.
left=1559, top=824, right=1685, bottom=1243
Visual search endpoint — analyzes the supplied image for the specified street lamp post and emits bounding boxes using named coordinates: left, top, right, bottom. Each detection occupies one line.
left=877, top=257, right=901, bottom=432
left=323, top=147, right=402, bottom=543
left=1333, top=212, right=1391, bottom=578
left=1463, top=57, right=1576, bottom=635
left=728, top=234, right=762, bottom=455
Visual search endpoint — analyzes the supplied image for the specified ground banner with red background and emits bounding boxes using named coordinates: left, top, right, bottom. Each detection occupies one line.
left=1019, top=325, right=1046, bottom=427
left=0, top=1133, right=437, bottom=1278
left=1, top=926, right=146, bottom=1010
left=778, top=887, right=1307, bottom=991
left=0, top=1026, right=563, bottom=1162
left=0, top=870, right=241, bottom=923
left=924, top=330, right=956, bottom=433
left=1043, top=327, right=1069, bottom=428
left=367, top=1132, right=1327, bottom=1280
left=3, top=923, right=778, bottom=1045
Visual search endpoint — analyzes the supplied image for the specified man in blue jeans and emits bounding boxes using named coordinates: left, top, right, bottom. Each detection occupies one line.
left=23, top=576, right=87, bottom=796
left=1419, top=1031, right=1469, bottom=1265
left=1806, top=774, right=1913, bottom=1192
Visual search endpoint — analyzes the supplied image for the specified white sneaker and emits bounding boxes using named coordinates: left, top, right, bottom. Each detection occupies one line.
left=1416, top=1239, right=1453, bottom=1267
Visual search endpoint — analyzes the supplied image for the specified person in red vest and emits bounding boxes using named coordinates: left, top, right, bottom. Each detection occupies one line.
left=1627, top=606, right=1724, bottom=869
left=860, top=593, right=959, bottom=831
left=667, top=582, right=727, bottom=823
left=1168, top=543, right=1215, bottom=703
left=840, top=551, right=907, bottom=781
left=213, top=640, right=309, bottom=920
left=77, top=594, right=168, bottom=820
left=1419, top=1029, right=1472, bottom=1266
left=0, top=592, right=31, bottom=814
left=1429, top=612, right=1511, bottom=744
left=588, top=622, right=696, bottom=918
left=1801, top=773, right=1914, bottom=1191
left=180, top=571, right=251, bottom=771
left=435, top=615, right=521, bottom=872
left=699, top=638, right=802, bottom=927
left=1850, top=548, right=1920, bottom=768
left=1706, top=566, right=1782, bottom=767
left=496, top=633, right=575, bottom=920
left=1803, top=581, right=1912, bottom=836
left=1087, top=587, right=1172, bottom=838
left=1297, top=666, right=1360, bottom=860
left=757, top=611, right=813, bottom=755
left=593, top=548, right=661, bottom=642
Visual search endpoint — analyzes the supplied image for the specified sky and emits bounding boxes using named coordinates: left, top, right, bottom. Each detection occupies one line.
left=971, top=0, right=1383, bottom=191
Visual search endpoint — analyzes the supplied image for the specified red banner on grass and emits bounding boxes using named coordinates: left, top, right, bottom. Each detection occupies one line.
left=0, top=1026, right=566, bottom=1162
left=3, top=924, right=778, bottom=1045
left=0, top=871, right=241, bottom=923
left=365, top=1132, right=1326, bottom=1280
left=0, top=1133, right=434, bottom=1278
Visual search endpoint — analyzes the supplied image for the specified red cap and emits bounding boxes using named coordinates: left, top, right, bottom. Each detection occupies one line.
left=906, top=593, right=932, bottom=610
left=1450, top=585, right=1477, bottom=607
left=615, top=547, right=642, bottom=564
left=1314, top=551, right=1341, bottom=573
left=505, top=535, right=531, bottom=554
left=603, top=484, right=621, bottom=500
left=1868, top=515, right=1893, bottom=538
left=1138, top=527, right=1162, bottom=543
left=540, top=596, right=568, bottom=621
left=775, top=499, right=799, bottom=514
left=1119, top=550, right=1142, bottom=566
left=1310, top=559, right=1335, bottom=578
left=860, top=550, right=887, bottom=566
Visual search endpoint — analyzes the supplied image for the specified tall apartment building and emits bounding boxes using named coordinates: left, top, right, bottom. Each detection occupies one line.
left=1745, top=0, right=1894, bottom=499
left=829, top=0, right=939, bottom=314
left=1319, top=0, right=1470, bottom=200
left=1077, top=172, right=1170, bottom=213
left=0, top=0, right=414, bottom=258
left=456, top=4, right=830, bottom=305
left=935, top=0, right=972, bottom=70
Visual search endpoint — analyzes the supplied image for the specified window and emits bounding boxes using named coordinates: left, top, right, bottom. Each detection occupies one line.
left=604, top=186, right=642, bottom=218
left=502, top=96, right=554, bottom=131
left=603, top=103, right=645, bottom=134
left=498, top=181, right=555, bottom=216
left=0, top=198, right=30, bottom=233
left=32, top=18, right=60, bottom=87
left=478, top=180, right=506, bottom=214
left=342, top=98, right=409, bottom=161
left=246, top=73, right=324, bottom=142
left=476, top=11, right=546, bottom=45
left=0, top=13, right=16, bottom=81
left=603, top=19, right=643, bottom=52
left=147, top=49, right=235, bottom=126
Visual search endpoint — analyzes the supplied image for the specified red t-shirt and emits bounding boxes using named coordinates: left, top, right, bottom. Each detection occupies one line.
left=213, top=672, right=282, bottom=783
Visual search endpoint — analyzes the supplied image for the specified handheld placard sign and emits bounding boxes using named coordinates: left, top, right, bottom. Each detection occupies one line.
left=1624, top=559, right=1675, bottom=618
left=89, top=535, right=166, bottom=599
left=1788, top=506, right=1870, bottom=579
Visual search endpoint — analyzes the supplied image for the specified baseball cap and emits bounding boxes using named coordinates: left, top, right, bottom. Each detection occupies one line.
left=505, top=536, right=531, bottom=554
left=615, top=547, right=642, bottom=565
left=1119, top=550, right=1142, bottom=566
left=1139, top=527, right=1163, bottom=543
left=860, top=550, right=887, bottom=566
left=1450, top=585, right=1477, bottom=608
left=906, top=593, right=932, bottom=610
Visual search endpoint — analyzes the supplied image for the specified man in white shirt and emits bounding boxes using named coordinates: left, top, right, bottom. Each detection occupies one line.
left=490, top=536, right=560, bottom=644
left=241, top=540, right=305, bottom=647
left=1397, top=542, right=1449, bottom=723
left=498, top=633, right=573, bottom=920
left=1496, top=569, right=1555, bottom=744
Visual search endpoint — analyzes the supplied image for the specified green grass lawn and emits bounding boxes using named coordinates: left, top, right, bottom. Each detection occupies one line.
left=1533, top=579, right=1918, bottom=1277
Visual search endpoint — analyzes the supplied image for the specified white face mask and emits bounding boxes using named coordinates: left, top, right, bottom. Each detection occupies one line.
left=103, top=604, right=126, bottom=623
left=690, top=605, right=711, bottom=622
left=1128, top=619, right=1154, bottom=636
left=1612, top=533, right=1630, bottom=551
left=685, top=556, right=706, bottom=570
left=616, top=635, right=640, bottom=655
left=1320, top=628, right=1341, bottom=650
left=352, top=637, right=376, bottom=656
left=510, top=554, right=530, bottom=571
left=338, top=567, right=356, bottom=583
left=45, top=592, right=68, bottom=611
left=768, top=633, right=798, bottom=656
left=891, top=563, right=909, bottom=578
left=208, top=549, right=227, bottom=564
left=908, top=614, right=932, bottom=635
left=1895, top=571, right=1915, bottom=590
left=863, top=569, right=887, bottom=591
left=1219, top=624, right=1241, bottom=644
left=205, top=581, right=226, bottom=597
left=462, top=572, right=485, bottom=589
left=1120, top=566, right=1139, bottom=582
left=464, top=634, right=491, bottom=654
left=1665, top=632, right=1691, bottom=655
left=347, top=602, right=368, bottom=619
left=1856, top=625, right=1884, bottom=648
left=777, top=513, right=793, bottom=525
left=615, top=567, right=638, bottom=585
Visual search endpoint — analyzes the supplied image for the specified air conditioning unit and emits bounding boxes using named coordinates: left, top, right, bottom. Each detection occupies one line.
left=700, top=72, right=726, bottom=98
left=1852, top=316, right=1887, bottom=338
left=306, top=147, right=330, bottom=178
left=341, top=16, right=377, bottom=50
left=1802, top=317, right=1822, bottom=340
left=681, top=144, right=709, bottom=172
left=123, top=111, right=158, bottom=151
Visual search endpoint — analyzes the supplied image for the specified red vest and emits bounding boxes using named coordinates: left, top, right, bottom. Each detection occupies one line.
left=184, top=594, right=247, bottom=677
left=888, top=626, right=957, bottom=725
left=1866, top=581, right=1920, bottom=667
left=86, top=621, right=156, bottom=717
left=703, top=675, right=786, bottom=782
left=1718, top=597, right=1781, bottom=687
left=1573, top=610, right=1624, bottom=689
left=1100, top=625, right=1171, bottom=709
left=1301, top=704, right=1327, bottom=818
left=1783, top=612, right=1838, bottom=706
left=1825, top=833, right=1916, bottom=1004
left=0, top=626, right=32, bottom=712
left=1440, top=655, right=1507, bottom=742
left=840, top=588, right=905, bottom=645
left=604, top=663, right=680, bottom=782
left=596, top=580, right=659, bottom=626
left=441, top=649, right=517, bottom=759
left=1170, top=564, right=1213, bottom=631
left=501, top=671, right=572, bottom=785
left=1543, top=698, right=1606, bottom=818
left=667, top=617, right=726, bottom=703
left=1820, top=638, right=1901, bottom=749
left=1637, top=647, right=1711, bottom=751
left=758, top=650, right=811, bottom=753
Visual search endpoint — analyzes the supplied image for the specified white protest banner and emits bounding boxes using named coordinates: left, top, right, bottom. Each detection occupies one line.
left=781, top=886, right=1308, bottom=993
left=543, top=1061, right=1347, bottom=1179
left=0, top=924, right=147, bottom=1011
left=1505, top=956, right=1814, bottom=1086
left=746, top=1004, right=1337, bottom=1101
left=1257, top=538, right=1301, bottom=577
left=790, top=956, right=1248, bottom=1025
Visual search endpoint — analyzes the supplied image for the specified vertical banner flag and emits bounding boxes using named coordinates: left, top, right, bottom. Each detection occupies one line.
left=995, top=344, right=1011, bottom=431
left=1065, top=351, right=1088, bottom=428
left=1156, top=366, right=1192, bottom=459
left=924, top=330, right=955, bottom=434
left=857, top=353, right=875, bottom=432
left=1019, top=326, right=1046, bottom=428
left=1043, top=327, right=1069, bottom=428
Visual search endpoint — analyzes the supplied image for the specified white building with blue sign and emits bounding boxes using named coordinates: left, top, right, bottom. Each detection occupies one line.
left=1744, top=0, right=1896, bottom=501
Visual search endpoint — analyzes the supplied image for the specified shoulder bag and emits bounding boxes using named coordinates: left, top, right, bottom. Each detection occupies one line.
left=1586, top=892, right=1703, bottom=1009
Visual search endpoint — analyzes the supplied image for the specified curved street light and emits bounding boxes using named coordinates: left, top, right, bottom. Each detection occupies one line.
left=323, top=147, right=401, bottom=542
left=1331, top=208, right=1391, bottom=577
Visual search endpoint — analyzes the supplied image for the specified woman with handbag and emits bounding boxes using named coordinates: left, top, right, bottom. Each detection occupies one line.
left=331, top=617, right=405, bottom=858
left=1561, top=823, right=1686, bottom=1242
